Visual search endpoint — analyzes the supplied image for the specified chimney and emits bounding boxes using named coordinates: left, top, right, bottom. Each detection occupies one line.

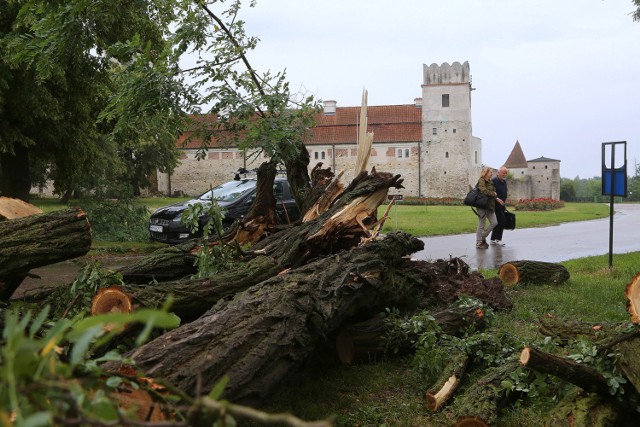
left=323, top=100, right=337, bottom=115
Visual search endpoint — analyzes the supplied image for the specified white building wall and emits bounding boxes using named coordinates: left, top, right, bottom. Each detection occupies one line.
left=421, top=61, right=480, bottom=197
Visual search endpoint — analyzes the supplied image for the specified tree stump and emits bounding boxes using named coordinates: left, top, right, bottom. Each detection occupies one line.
left=498, top=260, right=569, bottom=286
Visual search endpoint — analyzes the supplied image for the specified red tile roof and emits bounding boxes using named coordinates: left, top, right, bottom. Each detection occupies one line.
left=177, top=105, right=423, bottom=149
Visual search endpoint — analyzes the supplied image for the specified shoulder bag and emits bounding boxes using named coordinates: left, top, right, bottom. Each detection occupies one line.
left=463, top=186, right=489, bottom=209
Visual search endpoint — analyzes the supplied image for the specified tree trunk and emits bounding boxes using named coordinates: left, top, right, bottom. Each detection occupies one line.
left=335, top=305, right=486, bottom=365
left=112, top=232, right=425, bottom=405
left=0, top=196, right=43, bottom=220
left=117, top=240, right=199, bottom=284
left=545, top=388, right=626, bottom=427
left=520, top=347, right=610, bottom=395
left=426, top=350, right=468, bottom=412
left=0, top=208, right=91, bottom=300
left=0, top=145, right=31, bottom=201
left=122, top=254, right=282, bottom=323
left=498, top=260, right=570, bottom=286
left=453, top=360, right=521, bottom=427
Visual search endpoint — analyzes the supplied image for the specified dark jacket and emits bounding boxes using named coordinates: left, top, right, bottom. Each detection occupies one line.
left=477, top=177, right=497, bottom=211
left=492, top=176, right=508, bottom=203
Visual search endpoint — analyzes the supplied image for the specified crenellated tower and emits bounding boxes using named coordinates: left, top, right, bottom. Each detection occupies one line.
left=421, top=61, right=482, bottom=197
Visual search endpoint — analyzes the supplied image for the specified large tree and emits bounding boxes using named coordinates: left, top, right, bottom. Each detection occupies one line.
left=0, top=0, right=318, bottom=202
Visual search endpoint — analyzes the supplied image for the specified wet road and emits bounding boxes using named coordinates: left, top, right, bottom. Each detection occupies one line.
left=412, top=203, right=640, bottom=270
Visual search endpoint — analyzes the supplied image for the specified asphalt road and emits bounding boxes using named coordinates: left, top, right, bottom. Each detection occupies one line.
left=412, top=203, right=640, bottom=270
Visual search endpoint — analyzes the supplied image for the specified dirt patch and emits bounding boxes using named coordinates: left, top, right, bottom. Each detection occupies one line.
left=12, top=255, right=146, bottom=300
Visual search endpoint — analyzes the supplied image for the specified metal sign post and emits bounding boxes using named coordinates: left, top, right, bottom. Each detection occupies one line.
left=387, top=194, right=403, bottom=229
left=601, top=142, right=627, bottom=269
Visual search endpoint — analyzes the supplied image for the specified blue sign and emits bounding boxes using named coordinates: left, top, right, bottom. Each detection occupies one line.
left=602, top=168, right=627, bottom=197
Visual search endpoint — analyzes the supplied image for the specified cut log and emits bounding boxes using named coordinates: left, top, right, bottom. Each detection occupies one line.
left=498, top=260, right=569, bottom=286
left=111, top=232, right=425, bottom=405
left=0, top=196, right=43, bottom=220
left=453, top=360, right=521, bottom=427
left=335, top=305, right=485, bottom=365
left=0, top=208, right=91, bottom=300
left=624, top=272, right=640, bottom=323
left=117, top=240, right=199, bottom=284
left=121, top=254, right=282, bottom=322
left=426, top=350, right=468, bottom=412
left=520, top=347, right=610, bottom=395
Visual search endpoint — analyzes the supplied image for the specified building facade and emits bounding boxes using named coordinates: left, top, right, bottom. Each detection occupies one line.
left=151, top=61, right=558, bottom=201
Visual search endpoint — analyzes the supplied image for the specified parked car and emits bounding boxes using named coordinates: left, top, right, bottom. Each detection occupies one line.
left=148, top=177, right=300, bottom=244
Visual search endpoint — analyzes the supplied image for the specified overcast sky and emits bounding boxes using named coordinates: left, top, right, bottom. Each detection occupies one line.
left=236, top=0, right=640, bottom=179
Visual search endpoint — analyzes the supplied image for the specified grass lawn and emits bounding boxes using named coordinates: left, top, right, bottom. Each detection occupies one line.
left=378, top=202, right=610, bottom=236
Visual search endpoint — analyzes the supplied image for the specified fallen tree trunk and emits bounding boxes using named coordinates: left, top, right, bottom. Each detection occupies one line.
left=498, top=260, right=570, bottom=286
left=520, top=347, right=610, bottom=395
left=0, top=208, right=91, bottom=300
left=114, top=232, right=425, bottom=404
left=335, top=304, right=486, bottom=365
left=545, top=388, right=628, bottom=427
left=453, top=360, right=522, bottom=427
left=117, top=240, right=200, bottom=284
left=426, top=350, right=468, bottom=412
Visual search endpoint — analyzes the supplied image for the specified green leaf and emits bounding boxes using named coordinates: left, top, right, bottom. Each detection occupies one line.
left=20, top=412, right=52, bottom=427
left=208, top=375, right=229, bottom=400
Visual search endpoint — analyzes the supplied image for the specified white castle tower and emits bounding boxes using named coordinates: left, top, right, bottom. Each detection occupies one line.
left=421, top=61, right=482, bottom=197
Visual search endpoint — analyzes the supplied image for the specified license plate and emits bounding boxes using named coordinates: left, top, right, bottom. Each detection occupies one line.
left=149, top=224, right=163, bottom=233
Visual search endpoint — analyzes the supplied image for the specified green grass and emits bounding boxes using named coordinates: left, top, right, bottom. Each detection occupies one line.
left=378, top=202, right=610, bottom=236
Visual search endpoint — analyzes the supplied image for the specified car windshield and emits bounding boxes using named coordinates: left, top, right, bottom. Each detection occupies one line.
left=197, top=179, right=256, bottom=203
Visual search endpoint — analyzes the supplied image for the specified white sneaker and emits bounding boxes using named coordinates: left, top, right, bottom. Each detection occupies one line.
left=490, top=240, right=497, bottom=245
left=494, top=240, right=506, bottom=246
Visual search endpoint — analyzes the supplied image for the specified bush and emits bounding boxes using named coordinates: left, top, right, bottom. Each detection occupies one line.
left=78, top=199, right=150, bottom=242
left=512, top=198, right=565, bottom=211
left=387, top=197, right=464, bottom=206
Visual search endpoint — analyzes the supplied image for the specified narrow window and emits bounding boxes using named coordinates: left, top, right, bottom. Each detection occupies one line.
left=453, top=129, right=457, bottom=134
left=314, top=152, right=319, bottom=159
left=474, top=151, right=478, bottom=164
left=321, top=151, right=326, bottom=160
left=432, top=128, right=437, bottom=135
left=404, top=148, right=409, bottom=158
left=445, top=152, right=449, bottom=158
left=442, top=94, right=450, bottom=107
left=397, top=148, right=403, bottom=158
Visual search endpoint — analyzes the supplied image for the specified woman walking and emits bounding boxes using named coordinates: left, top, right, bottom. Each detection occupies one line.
left=475, top=167, right=498, bottom=249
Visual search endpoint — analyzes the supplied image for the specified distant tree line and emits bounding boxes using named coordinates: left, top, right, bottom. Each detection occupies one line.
left=560, top=162, right=640, bottom=202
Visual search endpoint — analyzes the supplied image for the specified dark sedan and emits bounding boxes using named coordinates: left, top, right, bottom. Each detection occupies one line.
left=148, top=177, right=300, bottom=244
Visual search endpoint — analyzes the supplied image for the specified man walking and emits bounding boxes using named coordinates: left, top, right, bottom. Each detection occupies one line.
left=490, top=166, right=508, bottom=246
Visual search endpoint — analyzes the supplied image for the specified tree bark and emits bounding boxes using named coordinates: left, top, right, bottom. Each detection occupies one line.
left=115, top=232, right=425, bottom=405
left=498, top=260, right=570, bottom=286
left=545, top=388, right=625, bottom=427
left=426, top=350, right=468, bottom=412
left=453, top=360, right=521, bottom=427
left=122, top=254, right=282, bottom=323
left=117, top=241, right=199, bottom=284
left=520, top=347, right=610, bottom=395
left=335, top=305, right=486, bottom=365
left=0, top=208, right=91, bottom=300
